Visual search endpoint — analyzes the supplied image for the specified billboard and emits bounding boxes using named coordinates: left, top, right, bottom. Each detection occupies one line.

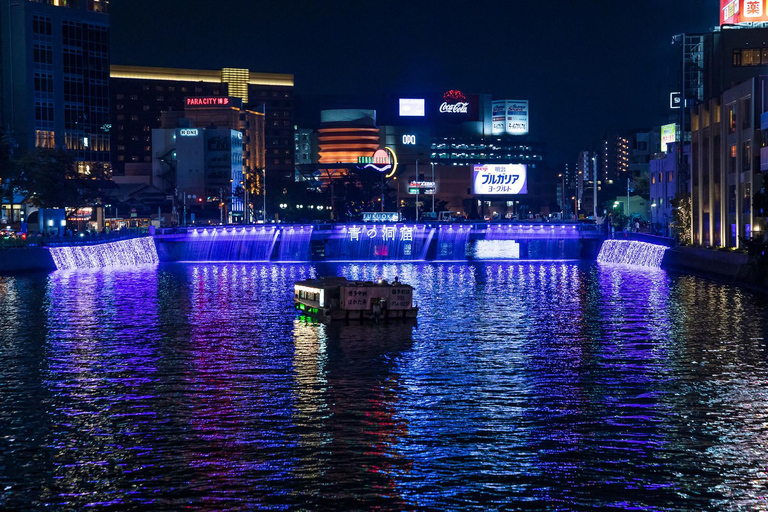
left=492, top=100, right=529, bottom=136
left=721, top=0, right=768, bottom=24
left=492, top=101, right=506, bottom=135
left=473, top=164, right=528, bottom=195
left=661, top=124, right=677, bottom=152
left=399, top=98, right=425, bottom=117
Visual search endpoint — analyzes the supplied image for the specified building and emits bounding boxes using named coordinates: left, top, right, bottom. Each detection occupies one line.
left=110, top=65, right=293, bottom=181
left=601, top=133, right=629, bottom=183
left=0, top=0, right=111, bottom=174
left=294, top=127, right=314, bottom=166
left=576, top=150, right=598, bottom=216
left=690, top=76, right=766, bottom=248
left=152, top=126, right=243, bottom=224
left=650, top=142, right=690, bottom=236
left=296, top=90, right=548, bottom=219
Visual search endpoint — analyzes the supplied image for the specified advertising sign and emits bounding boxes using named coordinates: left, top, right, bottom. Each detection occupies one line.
left=408, top=181, right=436, bottom=195
left=492, top=101, right=506, bottom=135
left=670, top=92, right=682, bottom=109
left=362, top=212, right=400, bottom=222
left=357, top=147, right=398, bottom=178
left=387, top=287, right=413, bottom=310
left=473, top=164, right=528, bottom=195
left=342, top=286, right=372, bottom=311
left=185, top=97, right=243, bottom=109
left=661, top=124, right=677, bottom=152
left=439, top=90, right=470, bottom=115
left=721, top=0, right=768, bottom=24
left=399, top=98, right=425, bottom=117
left=492, top=100, right=529, bottom=136
left=506, top=100, right=529, bottom=135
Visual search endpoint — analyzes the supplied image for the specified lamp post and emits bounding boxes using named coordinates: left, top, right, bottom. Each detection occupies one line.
left=558, top=173, right=565, bottom=218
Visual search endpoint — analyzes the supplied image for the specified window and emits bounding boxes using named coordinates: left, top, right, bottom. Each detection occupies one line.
left=743, top=98, right=752, bottom=129
left=743, top=141, right=752, bottom=172
left=729, top=105, right=737, bottom=134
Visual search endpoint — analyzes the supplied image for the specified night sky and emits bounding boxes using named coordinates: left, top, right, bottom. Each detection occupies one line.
left=111, top=0, right=716, bottom=165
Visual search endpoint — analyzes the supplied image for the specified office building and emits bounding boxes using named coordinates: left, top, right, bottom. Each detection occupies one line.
left=0, top=0, right=110, bottom=173
left=110, top=65, right=293, bottom=180
left=152, top=126, right=244, bottom=223
left=690, top=76, right=766, bottom=248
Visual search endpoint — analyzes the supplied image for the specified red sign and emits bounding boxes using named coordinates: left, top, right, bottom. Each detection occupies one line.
left=721, top=0, right=768, bottom=24
left=185, top=97, right=232, bottom=107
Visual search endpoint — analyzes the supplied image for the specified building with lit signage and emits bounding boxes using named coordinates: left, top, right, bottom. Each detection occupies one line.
left=147, top=96, right=264, bottom=221
left=110, top=65, right=294, bottom=179
left=152, top=127, right=244, bottom=223
left=296, top=90, right=552, bottom=219
left=0, top=0, right=111, bottom=177
left=650, top=142, right=690, bottom=236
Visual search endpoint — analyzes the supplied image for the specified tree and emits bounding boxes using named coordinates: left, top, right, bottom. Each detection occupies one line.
left=633, top=174, right=650, bottom=200
left=16, top=148, right=111, bottom=209
left=753, top=173, right=768, bottom=221
left=0, top=132, right=15, bottom=222
left=670, top=193, right=692, bottom=245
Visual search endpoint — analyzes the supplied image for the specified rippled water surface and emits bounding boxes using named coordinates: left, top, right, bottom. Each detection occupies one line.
left=2, top=262, right=768, bottom=511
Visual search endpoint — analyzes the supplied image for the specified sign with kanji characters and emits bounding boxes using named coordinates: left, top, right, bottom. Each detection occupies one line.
left=721, top=0, right=768, bottom=24
left=473, top=164, right=528, bottom=195
left=387, top=287, right=413, bottom=310
left=342, top=286, right=372, bottom=310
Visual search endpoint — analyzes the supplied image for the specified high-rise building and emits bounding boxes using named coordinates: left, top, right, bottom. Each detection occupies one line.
left=110, top=65, right=294, bottom=180
left=601, top=134, right=629, bottom=183
left=0, top=0, right=111, bottom=173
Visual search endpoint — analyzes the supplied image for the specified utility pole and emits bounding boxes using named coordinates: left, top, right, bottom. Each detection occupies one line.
left=593, top=152, right=598, bottom=219
left=415, top=160, right=419, bottom=221
left=627, top=178, right=631, bottom=217
left=431, top=162, right=435, bottom=213
left=262, top=103, right=267, bottom=222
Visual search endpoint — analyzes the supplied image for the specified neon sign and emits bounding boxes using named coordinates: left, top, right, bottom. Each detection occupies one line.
left=402, top=134, right=416, bottom=145
left=179, top=129, right=199, bottom=137
left=357, top=147, right=398, bottom=178
left=348, top=225, right=413, bottom=242
left=439, top=90, right=469, bottom=114
left=185, top=97, right=231, bottom=107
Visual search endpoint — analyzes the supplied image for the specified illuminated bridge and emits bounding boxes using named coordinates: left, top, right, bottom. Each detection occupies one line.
left=152, top=222, right=604, bottom=262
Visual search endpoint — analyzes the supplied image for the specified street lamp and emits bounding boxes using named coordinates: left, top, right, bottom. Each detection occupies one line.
left=558, top=173, right=565, bottom=218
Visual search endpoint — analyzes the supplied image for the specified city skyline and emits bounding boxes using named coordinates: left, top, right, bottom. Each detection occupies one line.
left=111, top=0, right=716, bottom=164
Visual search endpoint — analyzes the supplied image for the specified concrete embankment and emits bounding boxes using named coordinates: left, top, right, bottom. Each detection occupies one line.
left=663, top=246, right=764, bottom=291
left=0, top=247, right=56, bottom=273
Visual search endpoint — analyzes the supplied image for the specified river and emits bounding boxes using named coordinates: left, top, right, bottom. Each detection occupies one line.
left=1, top=262, right=767, bottom=511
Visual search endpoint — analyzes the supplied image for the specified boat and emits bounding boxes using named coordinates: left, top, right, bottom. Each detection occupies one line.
left=294, top=276, right=418, bottom=323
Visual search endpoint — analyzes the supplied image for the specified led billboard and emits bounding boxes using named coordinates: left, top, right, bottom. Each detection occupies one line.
left=473, top=164, right=528, bottom=195
left=721, top=0, right=768, bottom=24
left=399, top=98, right=425, bottom=117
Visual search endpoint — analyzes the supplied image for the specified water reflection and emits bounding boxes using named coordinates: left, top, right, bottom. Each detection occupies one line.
left=1, top=262, right=768, bottom=510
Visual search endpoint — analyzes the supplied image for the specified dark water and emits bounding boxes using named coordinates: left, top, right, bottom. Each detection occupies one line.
left=2, top=262, right=768, bottom=511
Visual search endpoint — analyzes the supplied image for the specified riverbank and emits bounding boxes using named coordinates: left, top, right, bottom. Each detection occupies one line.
left=662, top=246, right=767, bottom=293
left=0, top=247, right=55, bottom=273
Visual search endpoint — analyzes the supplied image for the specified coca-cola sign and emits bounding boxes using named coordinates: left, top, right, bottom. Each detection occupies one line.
left=439, top=90, right=470, bottom=116
left=439, top=102, right=469, bottom=114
